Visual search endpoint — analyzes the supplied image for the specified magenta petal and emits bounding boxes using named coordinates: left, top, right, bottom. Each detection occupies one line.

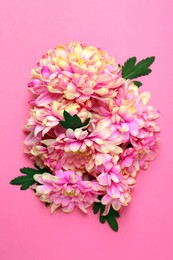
left=61, top=197, right=70, bottom=207
left=70, top=142, right=81, bottom=152
left=36, top=184, right=53, bottom=194
left=62, top=202, right=74, bottom=213
left=130, top=121, right=139, bottom=136
left=97, top=173, right=109, bottom=186
left=107, top=184, right=120, bottom=198
left=34, top=125, right=44, bottom=136
left=101, top=194, right=112, bottom=205
left=102, top=204, right=111, bottom=216
left=41, top=66, right=50, bottom=78
left=35, top=92, right=54, bottom=106
left=122, top=156, right=133, bottom=167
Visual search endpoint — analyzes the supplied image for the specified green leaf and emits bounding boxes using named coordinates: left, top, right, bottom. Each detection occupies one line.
left=100, top=204, right=105, bottom=215
left=63, top=110, right=73, bottom=121
left=34, top=164, right=45, bottom=171
left=60, top=110, right=90, bottom=130
left=72, top=114, right=82, bottom=128
left=10, top=164, right=50, bottom=190
left=59, top=121, right=68, bottom=129
left=122, top=57, right=136, bottom=77
left=99, top=215, right=106, bottom=224
left=133, top=81, right=142, bottom=87
left=81, top=118, right=90, bottom=128
left=19, top=167, right=40, bottom=175
left=107, top=214, right=118, bottom=231
left=93, top=203, right=100, bottom=214
left=122, top=56, right=155, bottom=80
left=109, top=207, right=120, bottom=218
left=10, top=176, right=35, bottom=190
left=92, top=198, right=119, bottom=232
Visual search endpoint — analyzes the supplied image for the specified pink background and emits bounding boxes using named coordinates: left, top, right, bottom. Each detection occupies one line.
left=1, top=0, right=173, bottom=259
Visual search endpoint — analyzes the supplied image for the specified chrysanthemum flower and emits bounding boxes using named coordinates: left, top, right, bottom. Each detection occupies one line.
left=28, top=42, right=122, bottom=106
left=34, top=169, right=104, bottom=213
left=97, top=160, right=135, bottom=215
left=90, top=80, right=160, bottom=145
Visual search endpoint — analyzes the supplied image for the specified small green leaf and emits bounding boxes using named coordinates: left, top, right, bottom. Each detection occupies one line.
left=109, top=208, right=120, bottom=218
left=122, top=56, right=155, bottom=80
left=72, top=114, right=82, bottom=128
left=93, top=203, right=100, bottom=214
left=133, top=81, right=142, bottom=87
left=99, top=215, right=106, bottom=224
left=20, top=167, right=39, bottom=175
left=107, top=214, right=118, bottom=231
left=34, top=164, right=41, bottom=170
left=100, top=204, right=105, bottom=215
left=10, top=165, right=50, bottom=190
left=34, top=164, right=47, bottom=173
left=92, top=197, right=119, bottom=232
left=10, top=176, right=35, bottom=190
left=10, top=176, right=33, bottom=185
left=59, top=121, right=68, bottom=129
left=63, top=110, right=73, bottom=121
left=81, top=118, right=90, bottom=128
left=60, top=110, right=90, bottom=130
left=21, top=182, right=36, bottom=190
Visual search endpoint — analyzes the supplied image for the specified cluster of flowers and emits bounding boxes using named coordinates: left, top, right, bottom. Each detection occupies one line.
left=24, top=42, right=160, bottom=215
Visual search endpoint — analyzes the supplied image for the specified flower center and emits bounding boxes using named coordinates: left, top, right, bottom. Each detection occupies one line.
left=62, top=189, right=76, bottom=197
left=77, top=56, right=85, bottom=65
left=124, top=100, right=136, bottom=114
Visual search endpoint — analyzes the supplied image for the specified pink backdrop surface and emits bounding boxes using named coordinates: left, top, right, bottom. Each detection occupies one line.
left=0, top=0, right=173, bottom=259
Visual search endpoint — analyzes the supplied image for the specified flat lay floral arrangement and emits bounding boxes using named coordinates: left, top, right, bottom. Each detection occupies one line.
left=10, top=42, right=160, bottom=231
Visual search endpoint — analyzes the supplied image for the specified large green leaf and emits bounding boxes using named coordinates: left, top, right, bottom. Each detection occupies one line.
left=122, top=56, right=155, bottom=81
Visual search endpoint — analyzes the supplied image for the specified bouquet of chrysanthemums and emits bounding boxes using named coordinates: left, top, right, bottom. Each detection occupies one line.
left=10, top=42, right=160, bottom=231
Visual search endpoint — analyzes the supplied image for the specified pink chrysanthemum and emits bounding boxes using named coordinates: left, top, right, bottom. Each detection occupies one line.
left=34, top=169, right=104, bottom=213
left=28, top=42, right=122, bottom=106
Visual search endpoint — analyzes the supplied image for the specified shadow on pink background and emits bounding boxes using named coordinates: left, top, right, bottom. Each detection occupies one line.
left=0, top=0, right=173, bottom=259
